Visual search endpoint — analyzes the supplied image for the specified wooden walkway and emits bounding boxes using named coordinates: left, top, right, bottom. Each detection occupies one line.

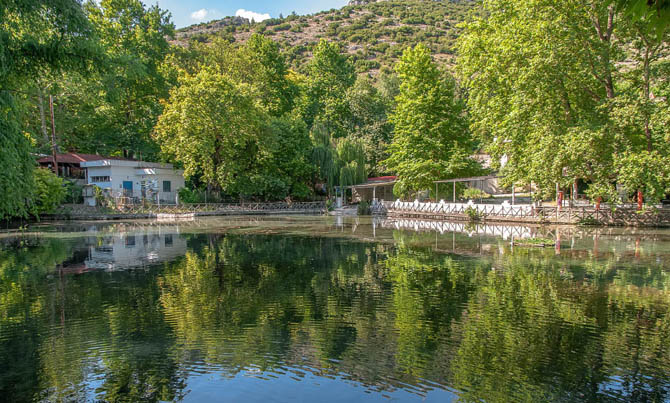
left=45, top=202, right=326, bottom=221
left=375, top=200, right=670, bottom=227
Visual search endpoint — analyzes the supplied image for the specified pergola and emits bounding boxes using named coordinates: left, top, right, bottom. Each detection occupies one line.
left=433, top=175, right=501, bottom=203
left=342, top=177, right=397, bottom=203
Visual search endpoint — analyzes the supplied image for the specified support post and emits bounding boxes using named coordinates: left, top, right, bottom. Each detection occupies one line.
left=453, top=182, right=456, bottom=203
left=373, top=186, right=376, bottom=202
left=512, top=183, right=515, bottom=205
left=49, top=95, right=58, bottom=175
left=637, top=190, right=643, bottom=211
left=435, top=183, right=438, bottom=202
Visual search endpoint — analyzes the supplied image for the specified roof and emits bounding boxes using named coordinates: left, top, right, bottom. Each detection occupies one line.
left=37, top=153, right=133, bottom=164
left=367, top=176, right=397, bottom=183
left=434, top=175, right=499, bottom=184
left=347, top=176, right=397, bottom=189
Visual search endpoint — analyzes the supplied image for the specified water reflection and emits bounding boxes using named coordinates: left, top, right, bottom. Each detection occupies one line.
left=0, top=218, right=669, bottom=402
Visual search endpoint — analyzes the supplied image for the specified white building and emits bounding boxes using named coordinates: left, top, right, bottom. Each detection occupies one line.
left=81, top=159, right=185, bottom=205
left=85, top=226, right=187, bottom=271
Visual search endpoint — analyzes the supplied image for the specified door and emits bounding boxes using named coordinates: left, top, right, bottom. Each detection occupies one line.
left=122, top=181, right=133, bottom=197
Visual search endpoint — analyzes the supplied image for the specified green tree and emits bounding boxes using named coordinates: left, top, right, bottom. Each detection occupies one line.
left=29, top=168, right=66, bottom=216
left=81, top=0, right=174, bottom=159
left=0, top=0, right=97, bottom=219
left=384, top=44, right=478, bottom=198
left=301, top=40, right=355, bottom=137
left=458, top=0, right=670, bottom=202
left=617, top=0, right=670, bottom=35
left=154, top=68, right=267, bottom=196
left=344, top=77, right=394, bottom=176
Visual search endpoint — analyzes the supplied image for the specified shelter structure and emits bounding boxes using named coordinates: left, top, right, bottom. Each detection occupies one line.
left=347, top=176, right=398, bottom=203
left=434, top=175, right=502, bottom=202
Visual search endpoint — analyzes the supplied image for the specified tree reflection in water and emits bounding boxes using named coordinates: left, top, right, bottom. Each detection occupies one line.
left=0, top=223, right=668, bottom=402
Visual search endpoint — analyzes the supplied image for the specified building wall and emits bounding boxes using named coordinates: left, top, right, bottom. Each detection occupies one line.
left=86, top=164, right=185, bottom=204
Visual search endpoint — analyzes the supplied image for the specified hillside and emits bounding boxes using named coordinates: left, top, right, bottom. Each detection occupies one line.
left=174, top=0, right=478, bottom=74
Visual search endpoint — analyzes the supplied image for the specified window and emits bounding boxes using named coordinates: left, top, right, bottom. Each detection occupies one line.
left=91, top=176, right=111, bottom=183
left=163, top=180, right=171, bottom=192
left=125, top=235, right=135, bottom=248
left=164, top=234, right=173, bottom=247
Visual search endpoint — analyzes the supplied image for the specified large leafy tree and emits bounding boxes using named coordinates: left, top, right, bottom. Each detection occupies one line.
left=458, top=0, right=670, bottom=202
left=0, top=0, right=97, bottom=218
left=301, top=39, right=356, bottom=137
left=344, top=77, right=394, bottom=176
left=193, top=35, right=299, bottom=118
left=384, top=44, right=479, bottom=198
left=77, top=0, right=174, bottom=158
left=154, top=68, right=267, bottom=196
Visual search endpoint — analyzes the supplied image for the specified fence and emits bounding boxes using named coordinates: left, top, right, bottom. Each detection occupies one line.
left=50, top=202, right=326, bottom=220
left=376, top=200, right=670, bottom=227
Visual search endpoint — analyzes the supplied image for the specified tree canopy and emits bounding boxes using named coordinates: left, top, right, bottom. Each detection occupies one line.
left=385, top=44, right=479, bottom=198
left=458, top=0, right=670, bottom=202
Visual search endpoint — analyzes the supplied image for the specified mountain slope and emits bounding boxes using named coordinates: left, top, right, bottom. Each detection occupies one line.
left=174, top=0, right=478, bottom=74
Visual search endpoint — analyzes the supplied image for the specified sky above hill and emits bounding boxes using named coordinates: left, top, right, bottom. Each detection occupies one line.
left=151, top=0, right=349, bottom=28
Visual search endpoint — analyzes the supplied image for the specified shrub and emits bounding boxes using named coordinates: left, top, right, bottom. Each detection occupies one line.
left=462, top=187, right=491, bottom=200
left=357, top=200, right=371, bottom=215
left=30, top=168, right=66, bottom=216
left=464, top=206, right=483, bottom=222
left=63, top=180, right=83, bottom=204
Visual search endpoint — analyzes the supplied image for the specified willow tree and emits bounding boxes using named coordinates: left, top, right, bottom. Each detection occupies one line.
left=311, top=123, right=367, bottom=193
left=384, top=44, right=479, bottom=199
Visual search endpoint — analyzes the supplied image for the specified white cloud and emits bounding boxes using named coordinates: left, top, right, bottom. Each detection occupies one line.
left=190, top=8, right=209, bottom=21
left=235, top=9, right=271, bottom=22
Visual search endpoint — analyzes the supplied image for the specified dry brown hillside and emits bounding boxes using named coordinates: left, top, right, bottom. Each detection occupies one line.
left=174, top=0, right=478, bottom=73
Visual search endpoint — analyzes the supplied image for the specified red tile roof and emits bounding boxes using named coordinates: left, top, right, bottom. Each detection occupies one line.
left=37, top=153, right=133, bottom=164
left=367, top=176, right=397, bottom=183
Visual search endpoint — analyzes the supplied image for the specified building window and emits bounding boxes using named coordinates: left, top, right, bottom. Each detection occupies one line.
left=91, top=176, right=111, bottom=183
left=163, top=180, right=171, bottom=192
left=165, top=234, right=173, bottom=247
left=125, top=235, right=135, bottom=248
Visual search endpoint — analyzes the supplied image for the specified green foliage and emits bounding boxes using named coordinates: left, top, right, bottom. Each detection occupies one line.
left=615, top=151, right=670, bottom=204
left=464, top=206, right=483, bottom=222
left=384, top=44, right=481, bottom=198
left=0, top=0, right=98, bottom=219
left=462, top=188, right=491, bottom=200
left=617, top=0, right=670, bottom=36
left=357, top=200, right=371, bottom=215
left=0, top=94, right=34, bottom=219
left=30, top=168, right=66, bottom=216
left=458, top=0, right=670, bottom=202
left=154, top=68, right=266, bottom=195
left=336, top=138, right=367, bottom=187
left=301, top=40, right=355, bottom=136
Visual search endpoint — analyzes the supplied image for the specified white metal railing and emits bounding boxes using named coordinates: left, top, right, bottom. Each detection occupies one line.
left=380, top=199, right=535, bottom=218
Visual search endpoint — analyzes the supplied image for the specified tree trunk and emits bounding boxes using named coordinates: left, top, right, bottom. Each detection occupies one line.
left=37, top=87, right=49, bottom=145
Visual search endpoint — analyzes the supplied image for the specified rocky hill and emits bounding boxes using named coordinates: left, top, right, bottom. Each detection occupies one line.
left=174, top=0, right=478, bottom=74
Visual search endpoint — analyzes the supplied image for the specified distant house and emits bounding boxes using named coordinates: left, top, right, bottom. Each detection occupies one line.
left=81, top=158, right=185, bottom=205
left=37, top=153, right=129, bottom=184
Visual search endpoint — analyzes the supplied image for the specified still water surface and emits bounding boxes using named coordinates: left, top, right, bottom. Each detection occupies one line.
left=1, top=216, right=669, bottom=402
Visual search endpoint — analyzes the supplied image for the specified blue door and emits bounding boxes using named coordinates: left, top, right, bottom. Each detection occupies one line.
left=122, top=181, right=133, bottom=197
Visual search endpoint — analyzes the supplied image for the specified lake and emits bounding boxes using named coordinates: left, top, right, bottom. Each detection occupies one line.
left=1, top=216, right=669, bottom=402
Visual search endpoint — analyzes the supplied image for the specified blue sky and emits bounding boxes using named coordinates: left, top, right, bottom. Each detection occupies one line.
left=150, top=0, right=349, bottom=28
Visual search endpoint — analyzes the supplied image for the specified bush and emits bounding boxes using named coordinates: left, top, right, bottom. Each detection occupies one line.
left=462, top=187, right=491, bottom=200
left=357, top=200, right=371, bottom=215
left=31, top=168, right=66, bottom=216
left=464, top=206, right=483, bottom=222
